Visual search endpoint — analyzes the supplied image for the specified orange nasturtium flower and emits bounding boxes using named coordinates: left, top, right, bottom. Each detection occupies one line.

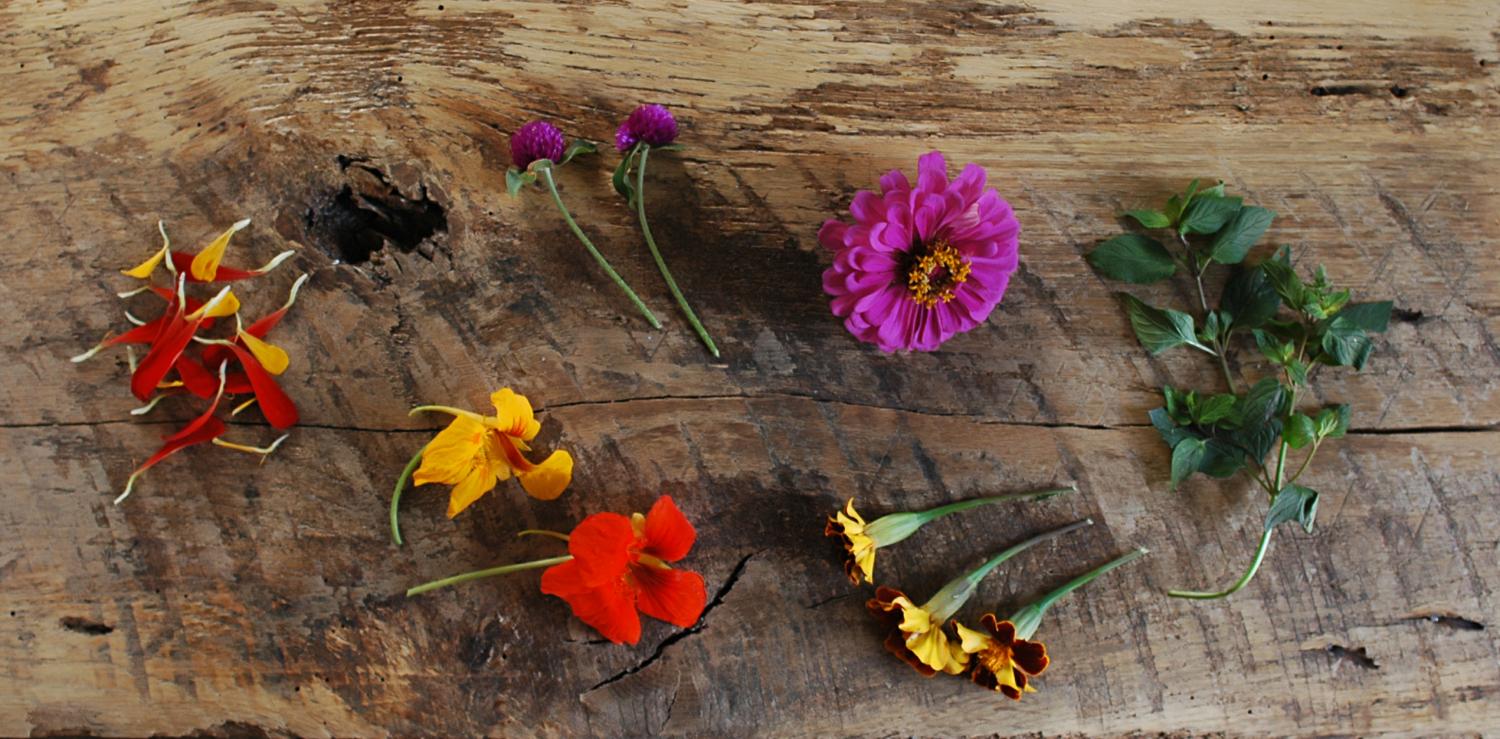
left=827, top=486, right=1073, bottom=586
left=955, top=547, right=1148, bottom=698
left=389, top=389, right=573, bottom=544
left=866, top=518, right=1092, bottom=676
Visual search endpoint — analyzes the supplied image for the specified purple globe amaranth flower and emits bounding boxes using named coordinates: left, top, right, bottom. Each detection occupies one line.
left=511, top=120, right=567, bottom=170
left=819, top=151, right=1020, bottom=353
left=615, top=104, right=679, bottom=152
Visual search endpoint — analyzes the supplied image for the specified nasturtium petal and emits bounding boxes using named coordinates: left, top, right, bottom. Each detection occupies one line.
left=490, top=388, right=540, bottom=440
left=413, top=416, right=486, bottom=486
left=633, top=567, right=706, bottom=628
left=642, top=495, right=696, bottom=562
left=517, top=449, right=572, bottom=501
left=445, top=463, right=498, bottom=518
left=567, top=513, right=635, bottom=587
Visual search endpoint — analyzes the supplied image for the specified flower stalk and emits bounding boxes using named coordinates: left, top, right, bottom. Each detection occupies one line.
left=538, top=164, right=661, bottom=329
left=406, top=556, right=572, bottom=597
left=634, top=144, right=718, bottom=357
left=389, top=446, right=425, bottom=546
left=1010, top=547, right=1149, bottom=639
left=924, top=518, right=1094, bottom=622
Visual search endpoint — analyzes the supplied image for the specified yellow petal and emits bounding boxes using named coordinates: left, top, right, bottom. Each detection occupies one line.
left=413, top=416, right=485, bottom=487
left=518, top=449, right=572, bottom=501
left=446, top=462, right=498, bottom=518
left=893, top=598, right=932, bottom=636
left=905, top=624, right=968, bottom=674
left=954, top=620, right=993, bottom=655
left=239, top=330, right=289, bottom=375
left=490, top=388, right=540, bottom=440
left=190, top=218, right=250, bottom=281
left=187, top=286, right=240, bottom=320
left=122, top=245, right=168, bottom=279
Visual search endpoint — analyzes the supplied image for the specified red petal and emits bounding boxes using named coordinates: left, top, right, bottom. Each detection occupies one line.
left=642, top=495, right=696, bottom=562
left=224, top=372, right=253, bottom=395
left=131, top=313, right=199, bottom=401
left=246, top=307, right=289, bottom=338
left=167, top=252, right=264, bottom=282
left=541, top=563, right=641, bottom=645
left=174, top=356, right=219, bottom=398
left=105, top=316, right=168, bottom=346
left=225, top=345, right=298, bottom=429
left=565, top=513, right=634, bottom=588
left=633, top=566, right=706, bottom=628
left=131, top=416, right=227, bottom=477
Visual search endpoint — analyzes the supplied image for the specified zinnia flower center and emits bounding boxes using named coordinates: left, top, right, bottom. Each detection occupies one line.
left=906, top=239, right=971, bottom=308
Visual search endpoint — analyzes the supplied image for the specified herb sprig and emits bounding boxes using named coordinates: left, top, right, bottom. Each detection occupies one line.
left=1087, top=180, right=1391, bottom=599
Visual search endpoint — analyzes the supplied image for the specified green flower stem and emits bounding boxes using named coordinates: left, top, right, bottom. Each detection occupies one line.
left=923, top=517, right=1094, bottom=622
left=865, top=485, right=1075, bottom=546
left=920, top=486, right=1075, bottom=520
left=1168, top=528, right=1272, bottom=600
left=389, top=446, right=425, bottom=547
left=517, top=529, right=571, bottom=543
left=405, top=556, right=572, bottom=597
left=539, top=166, right=662, bottom=329
left=635, top=145, right=719, bottom=357
left=1013, top=547, right=1149, bottom=638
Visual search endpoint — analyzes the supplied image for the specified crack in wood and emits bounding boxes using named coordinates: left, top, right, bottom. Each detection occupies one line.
left=585, top=550, right=758, bottom=694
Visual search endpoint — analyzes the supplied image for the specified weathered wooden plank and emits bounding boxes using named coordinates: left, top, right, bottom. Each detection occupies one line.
left=2, top=0, right=1497, bottom=736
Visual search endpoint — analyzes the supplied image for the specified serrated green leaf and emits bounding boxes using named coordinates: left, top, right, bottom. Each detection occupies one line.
left=1285, top=413, right=1317, bottom=449
left=1320, top=316, right=1370, bottom=367
left=1337, top=301, right=1393, bottom=333
left=1087, top=234, right=1177, bottom=283
left=1221, top=263, right=1282, bottom=330
left=1179, top=195, right=1244, bottom=235
left=1199, top=438, right=1246, bottom=478
left=1208, top=206, right=1276, bottom=264
left=1239, top=377, right=1286, bottom=428
left=1121, top=294, right=1212, bottom=355
left=1231, top=417, right=1282, bottom=464
left=1266, top=484, right=1320, bottom=534
left=1316, top=404, right=1351, bottom=439
left=1125, top=209, right=1172, bottom=229
left=560, top=139, right=597, bottom=165
left=1200, top=182, right=1227, bottom=199
left=1149, top=407, right=1194, bottom=449
left=1252, top=329, right=1292, bottom=364
left=1197, top=394, right=1238, bottom=425
left=1286, top=359, right=1309, bottom=386
left=1260, top=250, right=1307, bottom=310
left=1171, top=437, right=1207, bottom=490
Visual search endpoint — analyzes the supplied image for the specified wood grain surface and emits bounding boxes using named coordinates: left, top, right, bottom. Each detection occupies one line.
left=2, top=1, right=1497, bottom=736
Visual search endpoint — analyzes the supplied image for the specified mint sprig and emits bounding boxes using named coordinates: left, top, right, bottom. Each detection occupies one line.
left=1087, top=179, right=1392, bottom=600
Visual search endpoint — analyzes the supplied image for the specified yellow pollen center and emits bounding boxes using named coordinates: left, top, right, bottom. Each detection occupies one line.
left=980, top=644, right=1015, bottom=675
left=906, top=240, right=971, bottom=308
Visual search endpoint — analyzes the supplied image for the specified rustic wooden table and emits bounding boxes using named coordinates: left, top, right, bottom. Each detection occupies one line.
left=3, top=1, right=1497, bottom=736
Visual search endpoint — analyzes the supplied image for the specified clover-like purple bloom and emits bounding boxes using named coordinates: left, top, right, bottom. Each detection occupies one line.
left=615, top=104, right=679, bottom=152
left=820, top=151, right=1020, bottom=352
left=511, top=120, right=567, bottom=170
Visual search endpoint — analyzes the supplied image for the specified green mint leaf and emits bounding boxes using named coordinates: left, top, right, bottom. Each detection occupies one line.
left=1125, top=209, right=1172, bottom=229
left=1286, top=359, right=1309, bottom=387
left=1208, top=206, right=1276, bottom=264
left=1284, top=413, right=1317, bottom=449
left=1221, top=263, right=1282, bottom=330
left=1179, top=195, right=1244, bottom=235
left=1320, top=316, right=1371, bottom=367
left=1266, top=484, right=1320, bottom=534
left=1198, top=438, right=1246, bottom=478
left=1231, top=417, right=1283, bottom=464
left=1164, top=194, right=1186, bottom=225
left=1337, top=301, right=1393, bottom=333
left=1182, top=178, right=1202, bottom=203
left=561, top=139, right=598, bottom=165
left=1259, top=248, right=1307, bottom=310
left=1087, top=234, right=1177, bottom=283
left=1120, top=294, right=1210, bottom=355
left=1149, top=407, right=1194, bottom=449
left=1252, top=329, right=1292, bottom=364
left=1239, top=377, right=1286, bottom=429
left=1316, top=404, right=1351, bottom=439
left=505, top=167, right=534, bottom=197
left=1162, top=386, right=1187, bottom=423
left=1196, top=393, right=1238, bottom=425
left=1171, top=437, right=1207, bottom=490
left=1199, top=182, right=1227, bottom=199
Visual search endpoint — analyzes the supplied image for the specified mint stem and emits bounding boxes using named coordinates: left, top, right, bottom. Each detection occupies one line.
left=635, top=145, right=719, bottom=357
left=1168, top=528, right=1271, bottom=599
left=539, top=167, right=662, bottom=329
left=389, top=446, right=425, bottom=546
left=406, top=555, right=573, bottom=597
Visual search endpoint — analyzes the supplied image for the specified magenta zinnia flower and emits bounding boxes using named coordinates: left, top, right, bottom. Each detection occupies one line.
left=510, top=120, right=566, bottom=169
left=819, top=151, right=1020, bottom=352
left=615, top=104, right=679, bottom=151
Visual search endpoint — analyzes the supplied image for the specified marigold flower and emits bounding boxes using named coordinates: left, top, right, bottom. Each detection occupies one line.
left=820, top=151, right=1020, bottom=352
left=540, top=496, right=706, bottom=645
left=510, top=120, right=567, bottom=170
left=960, top=547, right=1148, bottom=698
left=953, top=615, right=1048, bottom=698
left=827, top=487, right=1072, bottom=585
left=614, top=104, right=678, bottom=152
left=408, top=389, right=574, bottom=518
left=866, top=518, right=1092, bottom=675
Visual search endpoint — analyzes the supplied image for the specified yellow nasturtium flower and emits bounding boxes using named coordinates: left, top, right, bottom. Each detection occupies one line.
left=410, top=388, right=573, bottom=518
